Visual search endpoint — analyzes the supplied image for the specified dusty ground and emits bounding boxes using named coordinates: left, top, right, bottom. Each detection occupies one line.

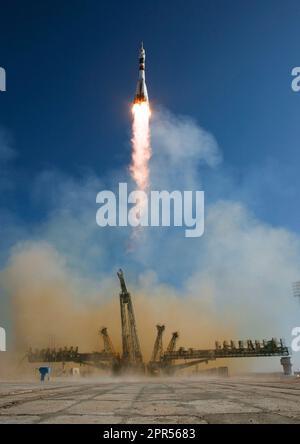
left=0, top=376, right=300, bottom=424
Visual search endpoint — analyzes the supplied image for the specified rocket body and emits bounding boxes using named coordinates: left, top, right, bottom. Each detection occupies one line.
left=134, top=43, right=148, bottom=104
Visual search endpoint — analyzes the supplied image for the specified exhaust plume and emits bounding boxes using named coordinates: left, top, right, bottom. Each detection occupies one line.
left=130, top=102, right=151, bottom=190
left=129, top=102, right=151, bottom=233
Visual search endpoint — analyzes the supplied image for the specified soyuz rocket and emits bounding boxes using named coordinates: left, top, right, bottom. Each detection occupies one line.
left=133, top=42, right=149, bottom=104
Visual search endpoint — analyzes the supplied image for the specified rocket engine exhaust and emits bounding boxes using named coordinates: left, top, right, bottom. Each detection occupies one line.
left=130, top=102, right=151, bottom=191
left=130, top=43, right=152, bottom=222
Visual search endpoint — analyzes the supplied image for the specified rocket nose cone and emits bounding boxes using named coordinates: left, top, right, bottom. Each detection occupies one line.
left=139, top=42, right=145, bottom=57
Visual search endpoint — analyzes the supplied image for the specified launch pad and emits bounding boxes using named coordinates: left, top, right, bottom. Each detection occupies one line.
left=28, top=269, right=291, bottom=376
left=1, top=377, right=300, bottom=424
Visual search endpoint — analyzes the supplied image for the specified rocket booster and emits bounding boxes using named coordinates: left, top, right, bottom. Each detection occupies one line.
left=133, top=42, right=149, bottom=104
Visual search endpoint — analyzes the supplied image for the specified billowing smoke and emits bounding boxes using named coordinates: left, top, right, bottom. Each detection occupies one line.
left=0, top=107, right=300, bottom=373
left=1, top=242, right=235, bottom=360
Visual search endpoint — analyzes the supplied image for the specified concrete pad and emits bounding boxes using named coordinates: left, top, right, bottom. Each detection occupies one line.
left=0, top=415, right=40, bottom=424
left=175, top=392, right=227, bottom=401
left=125, top=401, right=194, bottom=416
left=0, top=399, right=76, bottom=415
left=242, top=396, right=300, bottom=413
left=93, top=393, right=136, bottom=401
left=66, top=400, right=129, bottom=415
left=50, top=393, right=98, bottom=401
left=138, top=394, right=178, bottom=401
left=126, top=416, right=207, bottom=424
left=203, top=412, right=300, bottom=424
left=40, top=415, right=123, bottom=424
left=186, top=399, right=261, bottom=414
left=2, top=377, right=300, bottom=424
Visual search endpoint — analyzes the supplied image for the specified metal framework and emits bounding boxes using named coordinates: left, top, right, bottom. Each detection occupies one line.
left=166, top=332, right=179, bottom=353
left=150, top=324, right=165, bottom=362
left=158, top=338, right=289, bottom=374
left=99, top=327, right=116, bottom=356
left=27, top=270, right=292, bottom=376
left=117, top=269, right=143, bottom=367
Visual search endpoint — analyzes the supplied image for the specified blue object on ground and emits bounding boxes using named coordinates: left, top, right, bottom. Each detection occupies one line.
left=39, top=367, right=50, bottom=382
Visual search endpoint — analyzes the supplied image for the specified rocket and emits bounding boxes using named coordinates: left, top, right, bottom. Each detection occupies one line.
left=133, top=42, right=149, bottom=104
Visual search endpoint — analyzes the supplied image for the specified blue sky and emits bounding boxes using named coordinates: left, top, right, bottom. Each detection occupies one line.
left=0, top=0, right=300, bottom=231
left=1, top=1, right=300, bottom=358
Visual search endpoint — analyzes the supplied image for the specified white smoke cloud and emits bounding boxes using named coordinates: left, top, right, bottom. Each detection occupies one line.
left=150, top=107, right=221, bottom=190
